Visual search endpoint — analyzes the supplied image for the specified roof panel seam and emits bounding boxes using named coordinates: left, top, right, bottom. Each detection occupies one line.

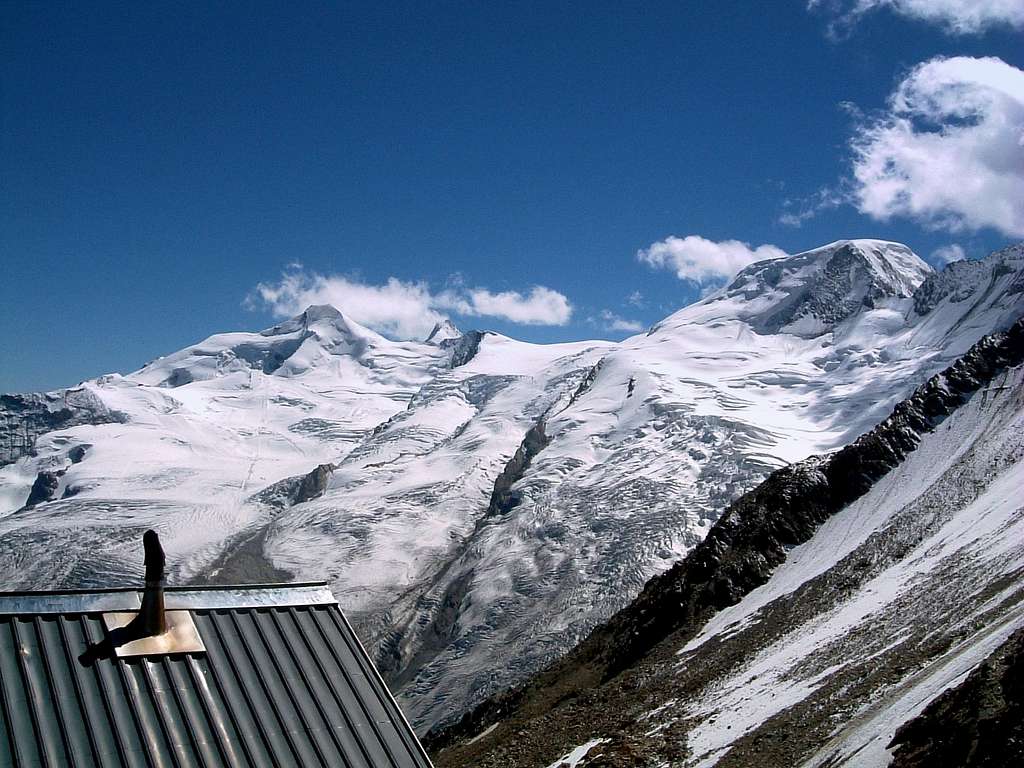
left=33, top=617, right=78, bottom=765
left=179, top=655, right=242, bottom=768
left=283, top=607, right=377, bottom=768
left=55, top=617, right=106, bottom=766
left=224, top=611, right=307, bottom=766
left=11, top=617, right=58, bottom=768
left=87, top=618, right=161, bottom=768
left=330, top=608, right=434, bottom=767
left=266, top=609, right=355, bottom=768
left=201, top=612, right=278, bottom=766
left=308, top=608, right=398, bottom=764
left=80, top=616, right=137, bottom=768
left=237, top=610, right=329, bottom=768
left=0, top=620, right=27, bottom=768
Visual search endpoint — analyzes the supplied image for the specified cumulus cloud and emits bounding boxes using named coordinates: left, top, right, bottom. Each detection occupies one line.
left=810, top=0, right=1024, bottom=34
left=849, top=56, right=1024, bottom=237
left=439, top=286, right=573, bottom=326
left=930, top=243, right=967, bottom=264
left=637, top=235, right=787, bottom=286
left=597, top=310, right=645, bottom=333
left=252, top=271, right=443, bottom=338
left=250, top=268, right=573, bottom=337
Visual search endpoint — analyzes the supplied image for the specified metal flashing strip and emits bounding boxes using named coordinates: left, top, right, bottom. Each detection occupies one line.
left=103, top=611, right=207, bottom=657
left=164, top=584, right=337, bottom=611
left=0, top=582, right=336, bottom=615
left=0, top=591, right=142, bottom=615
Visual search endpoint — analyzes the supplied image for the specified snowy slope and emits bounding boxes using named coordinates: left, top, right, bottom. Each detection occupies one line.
left=0, top=239, right=1021, bottom=732
left=657, top=358, right=1024, bottom=768
left=0, top=305, right=455, bottom=581
left=263, top=334, right=611, bottom=619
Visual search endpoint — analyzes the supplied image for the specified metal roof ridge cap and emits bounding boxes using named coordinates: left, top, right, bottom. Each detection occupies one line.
left=167, top=580, right=331, bottom=592
left=0, top=582, right=337, bottom=615
left=0, top=591, right=143, bottom=616
left=0, top=580, right=330, bottom=598
left=164, top=584, right=338, bottom=611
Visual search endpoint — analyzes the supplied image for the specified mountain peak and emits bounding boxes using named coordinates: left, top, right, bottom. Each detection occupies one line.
left=259, top=304, right=350, bottom=337
left=824, top=239, right=932, bottom=295
left=725, top=239, right=930, bottom=336
left=300, top=304, right=345, bottom=323
left=740, top=239, right=931, bottom=293
left=663, top=239, right=932, bottom=338
left=426, top=319, right=462, bottom=344
left=267, top=304, right=382, bottom=346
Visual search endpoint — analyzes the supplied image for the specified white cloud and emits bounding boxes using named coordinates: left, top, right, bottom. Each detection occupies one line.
left=637, top=235, right=787, bottom=285
left=810, top=0, right=1024, bottom=34
left=252, top=271, right=444, bottom=338
left=930, top=243, right=966, bottom=264
left=442, top=286, right=573, bottom=326
left=849, top=56, right=1024, bottom=237
left=778, top=210, right=816, bottom=228
left=779, top=187, right=846, bottom=227
left=626, top=290, right=645, bottom=308
left=598, top=310, right=645, bottom=333
left=250, top=269, right=573, bottom=337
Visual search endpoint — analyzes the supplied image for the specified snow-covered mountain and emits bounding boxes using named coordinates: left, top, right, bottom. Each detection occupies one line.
left=370, top=239, right=1023, bottom=728
left=1, top=239, right=1022, bottom=731
left=431, top=315, right=1024, bottom=768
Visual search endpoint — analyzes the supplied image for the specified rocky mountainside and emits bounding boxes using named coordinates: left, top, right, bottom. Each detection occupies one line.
left=1, top=239, right=1022, bottom=732
left=888, top=625, right=1024, bottom=768
left=430, top=317, right=1024, bottom=768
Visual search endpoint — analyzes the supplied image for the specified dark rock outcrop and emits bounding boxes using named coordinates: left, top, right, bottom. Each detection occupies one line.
left=0, top=388, right=126, bottom=466
left=889, top=626, right=1024, bottom=768
left=252, top=463, right=334, bottom=509
left=565, top=360, right=603, bottom=409
left=445, top=331, right=486, bottom=368
left=23, top=470, right=64, bottom=507
left=485, top=421, right=550, bottom=517
left=67, top=444, right=90, bottom=464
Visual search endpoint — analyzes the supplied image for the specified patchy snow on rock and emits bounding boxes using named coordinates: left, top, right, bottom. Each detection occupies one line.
left=656, top=363, right=1024, bottom=767
left=426, top=319, right=464, bottom=345
left=544, top=738, right=609, bottom=768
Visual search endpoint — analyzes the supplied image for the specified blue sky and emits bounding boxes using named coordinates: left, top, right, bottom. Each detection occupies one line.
left=2, top=1, right=1022, bottom=392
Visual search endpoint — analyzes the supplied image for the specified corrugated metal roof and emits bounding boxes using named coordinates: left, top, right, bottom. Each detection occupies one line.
left=0, top=583, right=433, bottom=768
